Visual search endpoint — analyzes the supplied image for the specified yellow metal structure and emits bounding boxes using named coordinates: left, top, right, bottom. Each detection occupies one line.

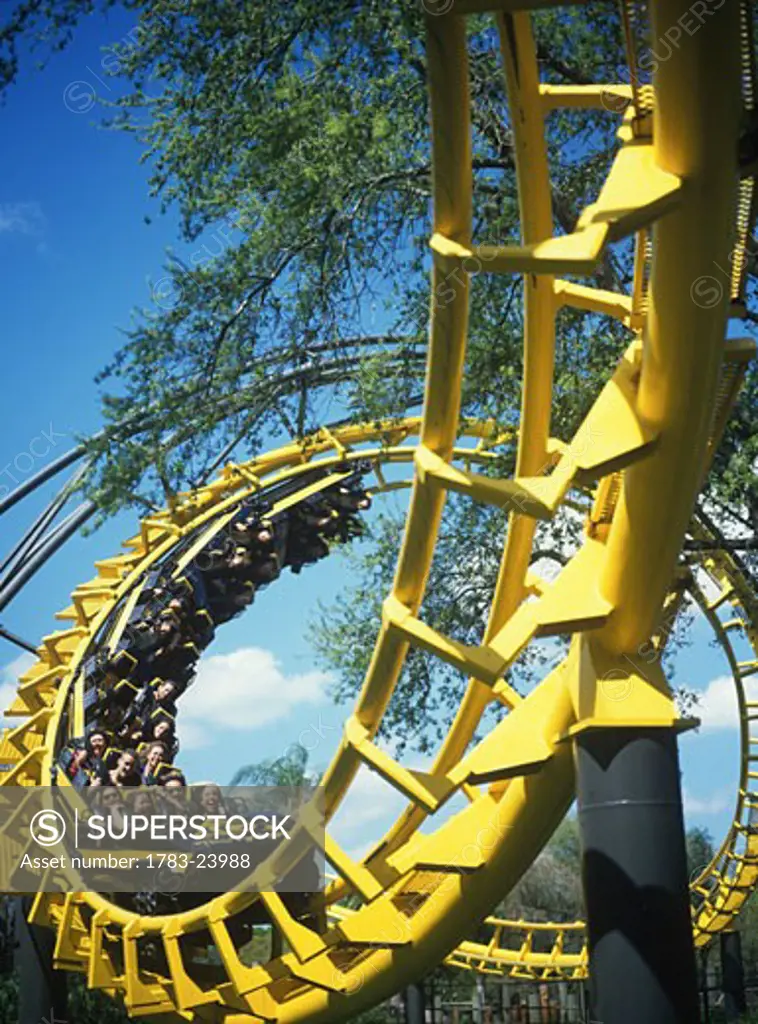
left=440, top=519, right=758, bottom=980
left=0, top=0, right=755, bottom=1020
left=326, top=518, right=758, bottom=982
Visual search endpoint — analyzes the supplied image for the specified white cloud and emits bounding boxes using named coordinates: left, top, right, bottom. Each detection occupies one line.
left=179, top=646, right=331, bottom=749
left=329, top=754, right=437, bottom=861
left=0, top=653, right=35, bottom=726
left=683, top=787, right=732, bottom=816
left=695, top=674, right=758, bottom=731
left=1, top=652, right=35, bottom=684
left=0, top=202, right=45, bottom=238
left=331, top=765, right=409, bottom=861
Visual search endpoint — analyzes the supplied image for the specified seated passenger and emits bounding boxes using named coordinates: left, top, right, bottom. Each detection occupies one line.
left=152, top=717, right=178, bottom=753
left=205, top=576, right=256, bottom=624
left=161, top=769, right=186, bottom=789
left=137, top=719, right=178, bottom=762
left=295, top=498, right=333, bottom=530
left=85, top=730, right=117, bottom=783
left=158, top=771, right=188, bottom=812
left=323, top=507, right=364, bottom=544
left=117, top=719, right=146, bottom=749
left=108, top=749, right=141, bottom=787
left=330, top=482, right=371, bottom=513
left=140, top=742, right=170, bottom=786
left=197, top=783, right=229, bottom=818
left=149, top=639, right=198, bottom=689
left=115, top=612, right=179, bottom=664
left=130, top=790, right=156, bottom=816
left=286, top=520, right=329, bottom=574
left=230, top=516, right=275, bottom=556
left=58, top=741, right=91, bottom=788
left=94, top=787, right=128, bottom=835
left=121, top=678, right=179, bottom=737
left=155, top=677, right=180, bottom=706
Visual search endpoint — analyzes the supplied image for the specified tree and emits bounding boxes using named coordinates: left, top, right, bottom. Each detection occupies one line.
left=498, top=820, right=717, bottom=925
left=1, top=2, right=755, bottom=748
left=501, top=817, right=585, bottom=923
left=0, top=971, right=131, bottom=1023
left=229, top=742, right=316, bottom=787
left=686, top=826, right=716, bottom=882
left=1, top=2, right=639, bottom=512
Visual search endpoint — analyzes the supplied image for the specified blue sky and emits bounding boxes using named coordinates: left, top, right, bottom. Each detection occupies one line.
left=0, top=6, right=748, bottom=863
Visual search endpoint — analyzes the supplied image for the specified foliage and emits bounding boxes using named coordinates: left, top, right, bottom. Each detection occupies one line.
left=686, top=825, right=716, bottom=881
left=1, top=1, right=756, bottom=751
left=0, top=0, right=634, bottom=518
left=0, top=970, right=131, bottom=1022
left=736, top=886, right=758, bottom=967
left=498, top=819, right=718, bottom=924
left=501, top=817, right=585, bottom=922
left=229, top=741, right=316, bottom=787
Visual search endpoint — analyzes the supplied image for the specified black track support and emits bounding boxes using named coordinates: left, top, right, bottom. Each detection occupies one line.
left=0, top=446, right=86, bottom=518
left=0, top=501, right=97, bottom=613
left=0, top=624, right=38, bottom=655
left=720, top=930, right=746, bottom=1020
left=405, top=980, right=425, bottom=1024
left=574, top=727, right=700, bottom=1024
left=15, top=896, right=68, bottom=1024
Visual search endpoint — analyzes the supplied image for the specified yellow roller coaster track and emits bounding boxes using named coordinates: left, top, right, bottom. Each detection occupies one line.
left=321, top=512, right=758, bottom=982
left=1, top=0, right=756, bottom=1020
left=434, top=518, right=758, bottom=981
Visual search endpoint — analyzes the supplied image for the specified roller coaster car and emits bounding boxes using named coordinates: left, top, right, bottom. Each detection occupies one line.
left=189, top=606, right=215, bottom=644
left=740, top=108, right=758, bottom=176
left=106, top=647, right=139, bottom=678
left=75, top=461, right=374, bottom=795
left=117, top=680, right=179, bottom=736
left=327, top=482, right=372, bottom=514
left=80, top=649, right=134, bottom=692
left=286, top=530, right=330, bottom=575
left=109, top=677, right=141, bottom=709
left=85, top=680, right=140, bottom=734
left=106, top=628, right=170, bottom=682
left=141, top=759, right=174, bottom=785
left=292, top=499, right=334, bottom=531
left=206, top=577, right=257, bottom=624
left=148, top=640, right=200, bottom=685
left=58, top=742, right=90, bottom=788
left=146, top=573, right=215, bottom=642
left=97, top=744, right=122, bottom=773
left=326, top=515, right=364, bottom=545
left=132, top=567, right=171, bottom=605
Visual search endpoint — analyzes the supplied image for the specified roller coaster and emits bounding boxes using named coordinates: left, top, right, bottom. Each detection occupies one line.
left=0, top=0, right=756, bottom=1021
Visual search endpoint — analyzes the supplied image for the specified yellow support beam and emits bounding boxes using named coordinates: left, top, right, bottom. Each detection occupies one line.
left=345, top=717, right=457, bottom=814
left=540, top=83, right=634, bottom=110
left=554, top=280, right=638, bottom=326
left=2, top=0, right=753, bottom=1014
left=576, top=135, right=683, bottom=241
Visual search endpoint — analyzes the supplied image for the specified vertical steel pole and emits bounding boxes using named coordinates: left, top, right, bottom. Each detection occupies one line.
left=406, top=981, right=425, bottom=1024
left=575, top=0, right=741, bottom=1019
left=720, top=931, right=746, bottom=1020
left=15, top=897, right=67, bottom=1024
left=700, top=948, right=711, bottom=1024
left=575, top=728, right=700, bottom=1023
